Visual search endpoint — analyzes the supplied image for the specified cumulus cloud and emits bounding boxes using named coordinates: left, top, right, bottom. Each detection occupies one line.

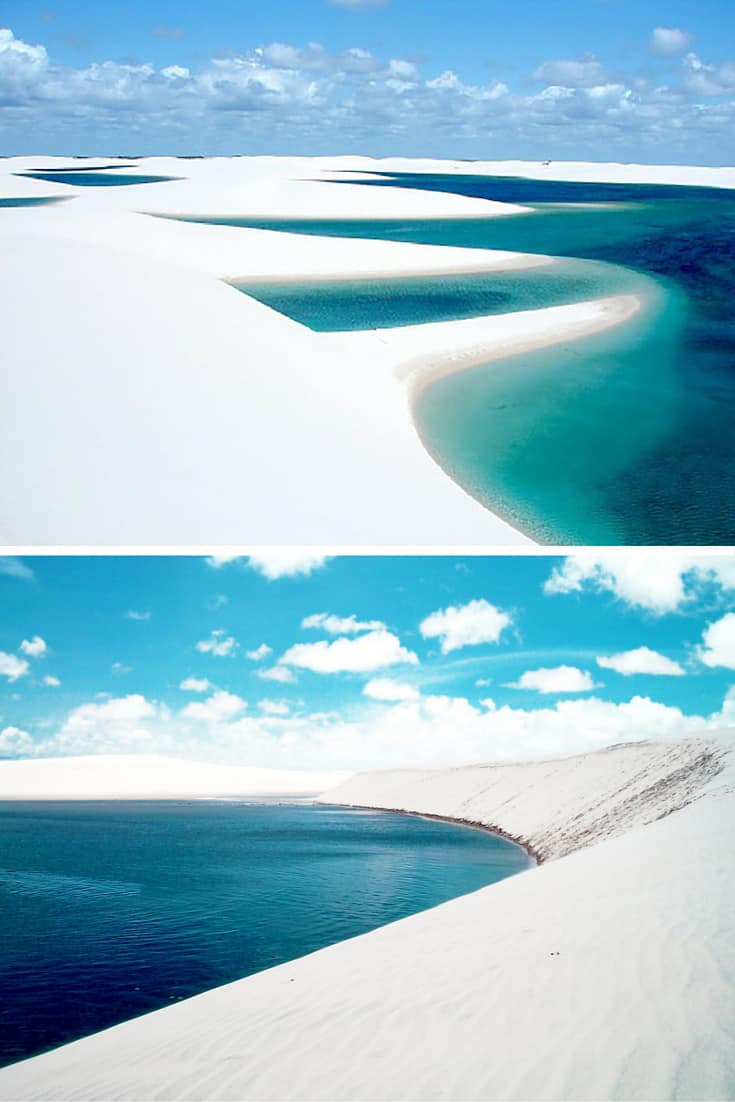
left=596, top=647, right=685, bottom=676
left=179, top=676, right=214, bottom=692
left=363, top=677, right=419, bottom=701
left=532, top=56, right=606, bottom=88
left=196, top=630, right=238, bottom=657
left=0, top=557, right=33, bottom=581
left=420, top=599, right=512, bottom=654
left=301, top=612, right=385, bottom=634
left=544, top=554, right=735, bottom=614
left=697, top=612, right=735, bottom=670
left=247, top=553, right=332, bottom=580
left=281, top=630, right=418, bottom=674
left=0, top=726, right=34, bottom=757
left=19, top=636, right=47, bottom=658
left=3, top=25, right=733, bottom=162
left=43, top=675, right=61, bottom=687
left=52, top=694, right=167, bottom=756
left=0, top=652, right=29, bottom=682
left=205, top=554, right=244, bottom=568
left=246, top=643, right=272, bottom=661
left=682, top=52, right=735, bottom=95
left=125, top=610, right=151, bottom=621
left=650, top=26, right=691, bottom=56
left=5, top=679, right=734, bottom=769
left=506, top=666, right=599, bottom=694
left=258, top=699, right=290, bottom=716
left=257, top=666, right=296, bottom=683
left=180, top=691, right=247, bottom=723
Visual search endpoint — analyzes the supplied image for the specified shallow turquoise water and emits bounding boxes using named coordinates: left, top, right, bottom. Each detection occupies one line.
left=234, top=256, right=640, bottom=332
left=179, top=175, right=735, bottom=544
left=0, top=800, right=528, bottom=1067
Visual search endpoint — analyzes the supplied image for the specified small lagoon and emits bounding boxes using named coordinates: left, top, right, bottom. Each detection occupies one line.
left=18, top=171, right=178, bottom=187
left=0, top=800, right=528, bottom=1067
left=0, top=197, right=67, bottom=208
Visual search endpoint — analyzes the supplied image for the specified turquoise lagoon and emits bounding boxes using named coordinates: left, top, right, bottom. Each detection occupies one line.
left=0, top=800, right=528, bottom=1067
left=180, top=176, right=735, bottom=544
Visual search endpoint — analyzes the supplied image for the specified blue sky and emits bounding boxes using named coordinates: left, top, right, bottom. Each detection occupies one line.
left=0, top=1, right=734, bottom=161
left=1, top=552, right=733, bottom=770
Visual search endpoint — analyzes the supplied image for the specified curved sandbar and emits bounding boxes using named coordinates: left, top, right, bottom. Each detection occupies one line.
left=396, top=292, right=641, bottom=396
left=1, top=733, right=732, bottom=1101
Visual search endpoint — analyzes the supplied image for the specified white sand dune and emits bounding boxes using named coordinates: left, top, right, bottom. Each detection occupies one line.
left=0, top=754, right=349, bottom=799
left=2, top=732, right=733, bottom=1101
left=4, top=155, right=727, bottom=545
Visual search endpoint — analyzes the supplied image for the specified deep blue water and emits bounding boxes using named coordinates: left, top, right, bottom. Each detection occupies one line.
left=16, top=172, right=178, bottom=187
left=178, top=174, right=735, bottom=544
left=0, top=800, right=528, bottom=1067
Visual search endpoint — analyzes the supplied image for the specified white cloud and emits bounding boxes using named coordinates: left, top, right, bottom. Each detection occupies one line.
left=181, top=691, right=247, bottom=723
left=301, top=612, right=385, bottom=634
left=179, top=677, right=214, bottom=693
left=6, top=679, right=734, bottom=770
left=650, top=26, right=691, bottom=56
left=196, top=630, right=238, bottom=657
left=111, top=661, right=131, bottom=675
left=420, top=598, right=512, bottom=654
left=0, top=557, right=33, bottom=581
left=53, top=694, right=166, bottom=756
left=697, top=612, right=735, bottom=670
left=257, top=666, right=296, bottom=684
left=0, top=726, right=34, bottom=756
left=596, top=647, right=685, bottom=676
left=363, top=678, right=419, bottom=702
left=247, top=553, right=332, bottom=580
left=281, top=630, right=418, bottom=674
left=258, top=699, right=290, bottom=716
left=125, top=610, right=151, bottom=621
left=2, top=25, right=735, bottom=163
left=0, top=652, right=29, bottom=682
left=205, top=554, right=243, bottom=568
left=532, top=57, right=606, bottom=88
left=544, top=554, right=735, bottom=614
left=19, top=636, right=47, bottom=658
left=43, top=675, right=61, bottom=687
left=246, top=643, right=272, bottom=662
left=683, top=52, right=735, bottom=95
left=506, top=666, right=599, bottom=694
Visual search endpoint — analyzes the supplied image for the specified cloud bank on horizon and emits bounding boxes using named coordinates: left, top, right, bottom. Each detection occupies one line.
left=0, top=553, right=733, bottom=770
left=0, top=2, right=733, bottom=161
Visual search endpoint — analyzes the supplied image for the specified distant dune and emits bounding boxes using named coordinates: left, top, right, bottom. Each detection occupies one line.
left=0, top=754, right=350, bottom=799
left=2, top=732, right=733, bottom=1101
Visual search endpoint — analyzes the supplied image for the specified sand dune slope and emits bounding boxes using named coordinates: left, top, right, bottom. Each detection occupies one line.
left=0, top=734, right=733, bottom=1101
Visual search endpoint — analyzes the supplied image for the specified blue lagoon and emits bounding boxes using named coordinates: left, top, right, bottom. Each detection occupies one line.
left=0, top=799, right=529, bottom=1067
